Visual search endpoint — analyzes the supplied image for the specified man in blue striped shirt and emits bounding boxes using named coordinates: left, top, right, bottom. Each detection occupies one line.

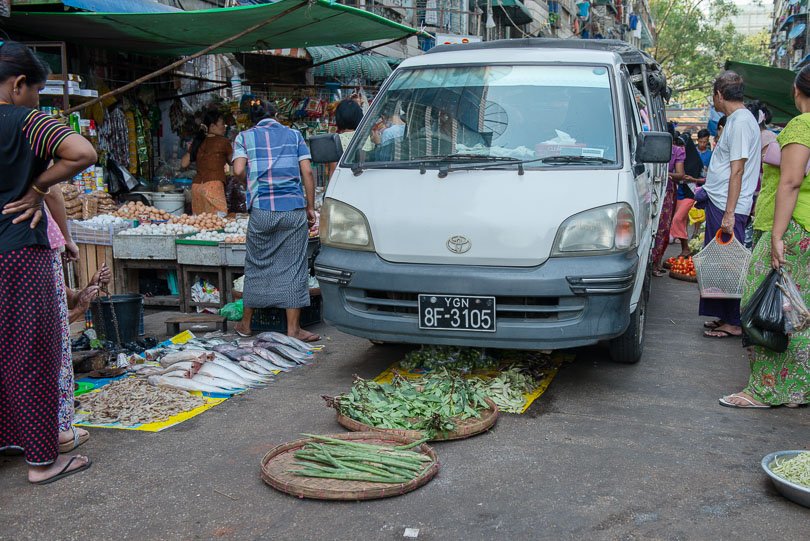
left=232, top=102, right=319, bottom=342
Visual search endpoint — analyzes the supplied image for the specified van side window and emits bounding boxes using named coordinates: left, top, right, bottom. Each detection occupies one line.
left=621, top=78, right=642, bottom=155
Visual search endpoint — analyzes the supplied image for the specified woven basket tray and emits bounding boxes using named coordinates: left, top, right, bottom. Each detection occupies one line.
left=336, top=398, right=499, bottom=442
left=260, top=432, right=439, bottom=501
left=669, top=270, right=698, bottom=283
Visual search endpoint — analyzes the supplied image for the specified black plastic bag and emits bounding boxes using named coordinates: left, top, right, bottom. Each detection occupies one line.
left=753, top=271, right=784, bottom=332
left=741, top=270, right=789, bottom=353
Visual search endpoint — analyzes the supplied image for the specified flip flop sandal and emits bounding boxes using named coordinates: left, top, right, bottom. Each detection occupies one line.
left=59, top=427, right=90, bottom=453
left=235, top=329, right=253, bottom=338
left=32, top=456, right=92, bottom=485
left=719, top=394, right=771, bottom=409
left=703, top=320, right=723, bottom=329
left=703, top=329, right=741, bottom=339
left=300, top=334, right=321, bottom=343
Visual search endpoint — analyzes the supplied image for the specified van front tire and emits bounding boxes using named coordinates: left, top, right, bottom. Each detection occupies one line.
left=608, top=285, right=647, bottom=365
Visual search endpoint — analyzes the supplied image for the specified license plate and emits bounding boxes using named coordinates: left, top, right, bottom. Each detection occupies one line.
left=418, top=295, right=496, bottom=332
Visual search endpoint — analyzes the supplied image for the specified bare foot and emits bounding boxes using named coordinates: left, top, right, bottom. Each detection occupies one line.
left=289, top=329, right=320, bottom=343
left=28, top=454, right=90, bottom=484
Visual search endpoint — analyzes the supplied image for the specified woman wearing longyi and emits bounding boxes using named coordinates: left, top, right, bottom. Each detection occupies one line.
left=720, top=66, right=810, bottom=409
left=0, top=40, right=97, bottom=484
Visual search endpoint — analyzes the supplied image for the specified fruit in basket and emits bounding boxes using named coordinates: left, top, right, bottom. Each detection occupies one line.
left=670, top=256, right=697, bottom=277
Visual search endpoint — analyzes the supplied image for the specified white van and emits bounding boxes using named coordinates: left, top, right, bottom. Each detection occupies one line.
left=311, top=39, right=672, bottom=364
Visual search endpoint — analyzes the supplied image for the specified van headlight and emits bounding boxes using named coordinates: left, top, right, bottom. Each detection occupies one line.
left=320, top=198, right=375, bottom=251
left=552, top=203, right=636, bottom=256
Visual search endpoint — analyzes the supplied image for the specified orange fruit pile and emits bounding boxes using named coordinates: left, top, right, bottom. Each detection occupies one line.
left=667, top=256, right=696, bottom=277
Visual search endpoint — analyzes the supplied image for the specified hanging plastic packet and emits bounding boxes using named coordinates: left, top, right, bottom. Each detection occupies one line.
left=777, top=268, right=810, bottom=333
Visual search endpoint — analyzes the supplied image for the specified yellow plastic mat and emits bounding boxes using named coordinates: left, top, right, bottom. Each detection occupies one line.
left=373, top=353, right=566, bottom=414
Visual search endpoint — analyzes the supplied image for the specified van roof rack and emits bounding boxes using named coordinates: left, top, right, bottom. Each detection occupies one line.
left=426, top=38, right=656, bottom=67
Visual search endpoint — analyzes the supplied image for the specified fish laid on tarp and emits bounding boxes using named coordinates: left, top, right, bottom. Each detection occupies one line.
left=197, top=362, right=261, bottom=388
left=159, top=351, right=212, bottom=367
left=211, top=344, right=238, bottom=353
left=210, top=358, right=271, bottom=384
left=222, top=348, right=253, bottom=362
left=258, top=331, right=317, bottom=353
left=191, top=373, right=245, bottom=392
left=269, top=344, right=310, bottom=364
left=239, top=358, right=275, bottom=377
left=148, top=375, right=230, bottom=394
left=244, top=354, right=283, bottom=374
left=250, top=348, right=291, bottom=371
left=236, top=338, right=256, bottom=348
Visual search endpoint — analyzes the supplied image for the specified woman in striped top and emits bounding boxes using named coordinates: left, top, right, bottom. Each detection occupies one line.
left=0, top=41, right=97, bottom=484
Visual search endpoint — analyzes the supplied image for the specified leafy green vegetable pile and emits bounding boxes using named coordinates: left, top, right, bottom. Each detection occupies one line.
left=400, top=346, right=498, bottom=372
left=328, top=371, right=491, bottom=435
left=471, top=367, right=537, bottom=413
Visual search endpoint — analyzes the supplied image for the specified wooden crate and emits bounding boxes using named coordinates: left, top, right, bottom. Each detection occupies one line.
left=74, top=243, right=119, bottom=293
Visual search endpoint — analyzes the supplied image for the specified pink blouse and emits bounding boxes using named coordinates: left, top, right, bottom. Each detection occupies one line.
left=44, top=204, right=66, bottom=250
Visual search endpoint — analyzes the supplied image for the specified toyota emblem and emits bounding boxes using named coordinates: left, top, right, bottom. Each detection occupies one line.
left=447, top=235, right=471, bottom=254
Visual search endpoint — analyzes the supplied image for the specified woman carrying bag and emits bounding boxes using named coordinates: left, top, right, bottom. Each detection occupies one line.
left=720, top=67, right=810, bottom=409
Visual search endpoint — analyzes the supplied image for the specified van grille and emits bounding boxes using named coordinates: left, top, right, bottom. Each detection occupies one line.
left=344, top=290, right=585, bottom=321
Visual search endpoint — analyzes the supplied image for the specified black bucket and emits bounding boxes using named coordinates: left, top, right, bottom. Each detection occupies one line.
left=90, top=294, right=143, bottom=345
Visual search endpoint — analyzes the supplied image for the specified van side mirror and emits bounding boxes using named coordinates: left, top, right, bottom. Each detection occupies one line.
left=635, top=132, right=672, bottom=163
left=308, top=134, right=343, bottom=164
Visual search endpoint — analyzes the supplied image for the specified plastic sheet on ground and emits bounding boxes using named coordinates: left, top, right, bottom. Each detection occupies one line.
left=373, top=353, right=569, bottom=414
left=73, top=375, right=229, bottom=432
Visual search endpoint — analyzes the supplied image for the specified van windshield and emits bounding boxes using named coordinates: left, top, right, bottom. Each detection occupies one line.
left=344, top=64, right=618, bottom=167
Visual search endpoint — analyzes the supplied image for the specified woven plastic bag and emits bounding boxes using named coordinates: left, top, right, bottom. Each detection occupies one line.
left=693, top=229, right=752, bottom=299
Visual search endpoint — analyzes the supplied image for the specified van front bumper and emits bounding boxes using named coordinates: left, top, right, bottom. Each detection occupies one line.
left=314, top=247, right=639, bottom=350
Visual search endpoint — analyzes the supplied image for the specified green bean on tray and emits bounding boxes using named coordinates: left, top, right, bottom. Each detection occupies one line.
left=289, top=435, right=434, bottom=484
left=771, top=452, right=810, bottom=488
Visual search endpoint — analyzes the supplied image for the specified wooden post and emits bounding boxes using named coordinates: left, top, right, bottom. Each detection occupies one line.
left=63, top=1, right=308, bottom=115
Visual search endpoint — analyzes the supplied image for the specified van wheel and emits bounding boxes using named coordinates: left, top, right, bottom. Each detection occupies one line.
left=608, top=279, right=648, bottom=365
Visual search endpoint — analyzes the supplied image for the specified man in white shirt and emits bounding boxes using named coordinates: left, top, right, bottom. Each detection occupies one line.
left=701, top=71, right=762, bottom=339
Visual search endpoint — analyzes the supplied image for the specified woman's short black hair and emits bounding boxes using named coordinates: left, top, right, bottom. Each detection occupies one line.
left=0, top=40, right=51, bottom=86
left=746, top=100, right=772, bottom=128
left=717, top=116, right=727, bottom=129
left=697, top=128, right=711, bottom=139
left=335, top=99, right=364, bottom=131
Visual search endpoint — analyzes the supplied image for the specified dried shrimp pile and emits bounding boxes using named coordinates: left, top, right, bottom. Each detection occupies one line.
left=78, top=378, right=204, bottom=426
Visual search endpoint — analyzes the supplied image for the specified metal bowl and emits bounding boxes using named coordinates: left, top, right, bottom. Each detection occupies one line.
left=761, top=450, right=810, bottom=508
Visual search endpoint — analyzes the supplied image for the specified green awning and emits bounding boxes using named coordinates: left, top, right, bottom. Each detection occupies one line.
left=2, top=0, right=424, bottom=56
left=307, top=46, right=392, bottom=81
left=725, top=61, right=799, bottom=125
left=474, top=0, right=533, bottom=26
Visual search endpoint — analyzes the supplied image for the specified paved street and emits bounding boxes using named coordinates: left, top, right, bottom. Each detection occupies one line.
left=1, top=266, right=808, bottom=540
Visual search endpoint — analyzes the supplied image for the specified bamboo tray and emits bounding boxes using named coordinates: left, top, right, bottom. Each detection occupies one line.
left=335, top=398, right=499, bottom=442
left=669, top=270, right=698, bottom=283
left=260, top=432, right=439, bottom=501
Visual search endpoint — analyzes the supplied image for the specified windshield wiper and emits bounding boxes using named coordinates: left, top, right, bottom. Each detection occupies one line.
left=537, top=155, right=614, bottom=165
left=409, top=154, right=524, bottom=177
